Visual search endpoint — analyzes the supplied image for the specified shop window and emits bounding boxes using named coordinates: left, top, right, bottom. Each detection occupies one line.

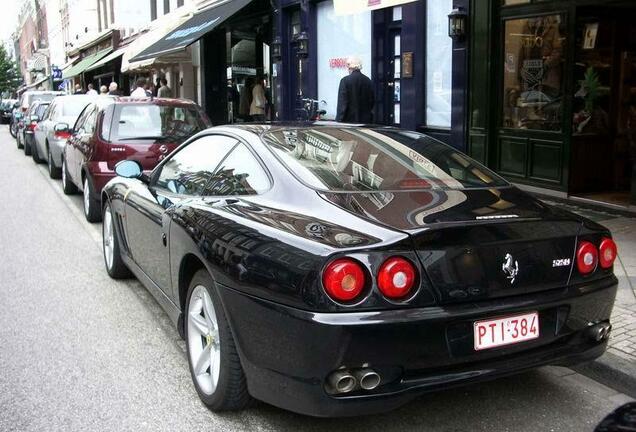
left=392, top=7, right=402, bottom=22
left=291, top=10, right=301, bottom=37
left=316, top=1, right=372, bottom=120
left=426, top=0, right=453, bottom=128
left=502, top=14, right=565, bottom=131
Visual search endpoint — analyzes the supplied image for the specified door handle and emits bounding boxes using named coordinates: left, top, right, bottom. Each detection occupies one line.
left=161, top=233, right=167, bottom=247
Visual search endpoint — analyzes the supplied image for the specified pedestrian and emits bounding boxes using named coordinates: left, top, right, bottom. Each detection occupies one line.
left=99, top=85, right=108, bottom=95
left=336, top=56, right=375, bottom=123
left=73, top=84, right=83, bottom=94
left=108, top=82, right=121, bottom=96
left=250, top=75, right=267, bottom=122
left=154, top=77, right=162, bottom=97
left=239, top=77, right=253, bottom=121
left=130, top=78, right=148, bottom=97
left=86, top=83, right=98, bottom=96
left=157, top=78, right=172, bottom=98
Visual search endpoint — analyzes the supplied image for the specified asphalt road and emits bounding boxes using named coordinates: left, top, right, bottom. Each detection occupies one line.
left=0, top=126, right=632, bottom=432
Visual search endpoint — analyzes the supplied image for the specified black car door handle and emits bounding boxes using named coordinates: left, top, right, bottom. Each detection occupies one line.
left=161, top=233, right=167, bottom=247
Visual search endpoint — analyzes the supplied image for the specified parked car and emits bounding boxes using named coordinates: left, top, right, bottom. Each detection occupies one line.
left=102, top=124, right=618, bottom=417
left=32, top=95, right=97, bottom=178
left=18, top=90, right=62, bottom=114
left=62, top=97, right=210, bottom=222
left=9, top=103, right=22, bottom=138
left=18, top=100, right=51, bottom=156
left=1, top=99, right=17, bottom=124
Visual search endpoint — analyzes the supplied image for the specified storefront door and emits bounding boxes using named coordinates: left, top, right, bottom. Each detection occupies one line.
left=496, top=9, right=568, bottom=190
left=569, top=5, right=636, bottom=206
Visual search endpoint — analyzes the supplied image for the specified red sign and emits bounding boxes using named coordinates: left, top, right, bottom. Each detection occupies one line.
left=329, top=58, right=348, bottom=69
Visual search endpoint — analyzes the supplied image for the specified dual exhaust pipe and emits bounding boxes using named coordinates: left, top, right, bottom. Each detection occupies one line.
left=587, top=321, right=612, bottom=342
left=327, top=368, right=381, bottom=394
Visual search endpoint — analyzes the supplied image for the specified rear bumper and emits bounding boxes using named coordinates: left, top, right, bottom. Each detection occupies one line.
left=218, top=276, right=617, bottom=417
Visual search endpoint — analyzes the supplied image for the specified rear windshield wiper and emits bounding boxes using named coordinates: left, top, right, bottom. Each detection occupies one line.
left=119, top=136, right=167, bottom=141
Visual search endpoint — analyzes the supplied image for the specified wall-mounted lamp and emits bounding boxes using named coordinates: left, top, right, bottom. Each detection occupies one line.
left=272, top=36, right=282, bottom=62
left=448, top=8, right=468, bottom=41
left=295, top=32, right=309, bottom=59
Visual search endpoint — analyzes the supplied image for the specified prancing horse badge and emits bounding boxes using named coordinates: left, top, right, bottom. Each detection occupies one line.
left=502, top=253, right=519, bottom=284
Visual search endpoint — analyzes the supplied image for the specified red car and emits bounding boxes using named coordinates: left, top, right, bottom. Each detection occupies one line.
left=61, top=97, right=211, bottom=222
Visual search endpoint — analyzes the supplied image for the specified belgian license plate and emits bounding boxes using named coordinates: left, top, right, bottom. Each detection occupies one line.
left=473, top=312, right=539, bottom=351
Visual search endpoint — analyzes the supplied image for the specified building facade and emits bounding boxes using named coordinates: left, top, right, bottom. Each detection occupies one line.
left=467, top=0, right=636, bottom=208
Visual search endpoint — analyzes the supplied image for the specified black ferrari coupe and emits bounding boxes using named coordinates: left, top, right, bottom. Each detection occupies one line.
left=101, top=124, right=618, bottom=417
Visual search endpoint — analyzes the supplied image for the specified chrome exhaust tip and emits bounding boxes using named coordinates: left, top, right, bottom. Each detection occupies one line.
left=588, top=322, right=612, bottom=342
left=328, top=370, right=357, bottom=394
left=355, top=369, right=381, bottom=391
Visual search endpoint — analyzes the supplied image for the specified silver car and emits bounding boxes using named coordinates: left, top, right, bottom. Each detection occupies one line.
left=33, top=95, right=96, bottom=178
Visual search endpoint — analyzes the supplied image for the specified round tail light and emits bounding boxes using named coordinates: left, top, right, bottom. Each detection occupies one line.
left=377, top=257, right=417, bottom=300
left=322, top=258, right=366, bottom=302
left=599, top=238, right=617, bottom=269
left=576, top=241, right=598, bottom=274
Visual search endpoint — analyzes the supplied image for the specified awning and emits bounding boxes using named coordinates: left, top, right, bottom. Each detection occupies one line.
left=121, top=7, right=196, bottom=73
left=333, top=0, right=418, bottom=15
left=85, top=47, right=126, bottom=72
left=25, top=75, right=49, bottom=90
left=62, top=48, right=112, bottom=79
left=129, top=0, right=253, bottom=63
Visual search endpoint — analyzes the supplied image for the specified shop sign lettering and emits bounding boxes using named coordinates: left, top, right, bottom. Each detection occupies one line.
left=329, top=58, right=348, bottom=69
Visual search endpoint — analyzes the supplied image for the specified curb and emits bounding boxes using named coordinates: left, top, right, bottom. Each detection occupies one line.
left=572, top=352, right=636, bottom=399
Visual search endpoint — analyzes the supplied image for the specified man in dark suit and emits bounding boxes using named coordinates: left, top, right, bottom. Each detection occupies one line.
left=336, top=57, right=375, bottom=123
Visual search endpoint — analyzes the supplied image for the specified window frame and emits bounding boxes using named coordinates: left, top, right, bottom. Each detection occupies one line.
left=150, top=132, right=273, bottom=198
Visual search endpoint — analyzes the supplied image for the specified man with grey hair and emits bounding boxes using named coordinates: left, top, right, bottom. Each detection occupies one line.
left=108, top=82, right=121, bottom=96
left=336, top=56, right=375, bottom=123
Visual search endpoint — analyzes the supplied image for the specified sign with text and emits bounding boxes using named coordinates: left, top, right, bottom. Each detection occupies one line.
left=334, top=0, right=418, bottom=15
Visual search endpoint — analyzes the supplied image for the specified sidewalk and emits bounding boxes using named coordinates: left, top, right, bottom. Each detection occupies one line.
left=541, top=199, right=636, bottom=397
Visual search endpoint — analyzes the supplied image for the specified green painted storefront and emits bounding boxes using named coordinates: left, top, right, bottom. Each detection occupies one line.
left=467, top=0, right=636, bottom=206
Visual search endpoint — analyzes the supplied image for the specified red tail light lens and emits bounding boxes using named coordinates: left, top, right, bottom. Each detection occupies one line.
left=377, top=257, right=417, bottom=299
left=599, top=238, right=617, bottom=269
left=576, top=241, right=598, bottom=274
left=322, top=258, right=366, bottom=302
left=54, top=131, right=71, bottom=140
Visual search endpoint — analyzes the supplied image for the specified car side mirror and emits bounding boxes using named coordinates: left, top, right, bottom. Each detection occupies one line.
left=115, top=160, right=146, bottom=182
left=54, top=122, right=69, bottom=133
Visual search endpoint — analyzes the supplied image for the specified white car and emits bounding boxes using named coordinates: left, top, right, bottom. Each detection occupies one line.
left=32, top=95, right=97, bottom=178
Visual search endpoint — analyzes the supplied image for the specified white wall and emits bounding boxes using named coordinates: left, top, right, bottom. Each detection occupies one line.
left=44, top=0, right=66, bottom=68
left=112, top=0, right=151, bottom=34
left=316, top=1, right=372, bottom=120
left=64, top=0, right=99, bottom=49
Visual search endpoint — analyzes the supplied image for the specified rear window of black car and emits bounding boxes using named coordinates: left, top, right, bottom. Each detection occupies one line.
left=261, top=127, right=508, bottom=191
left=107, top=104, right=209, bottom=143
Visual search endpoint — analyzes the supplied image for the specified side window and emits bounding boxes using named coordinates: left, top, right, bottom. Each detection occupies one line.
left=74, top=105, right=91, bottom=132
left=83, top=108, right=98, bottom=136
left=155, top=135, right=239, bottom=195
left=206, top=143, right=270, bottom=196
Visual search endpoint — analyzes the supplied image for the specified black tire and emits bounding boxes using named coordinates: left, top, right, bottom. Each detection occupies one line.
left=32, top=140, right=43, bottom=163
left=83, top=176, right=102, bottom=223
left=62, top=158, right=78, bottom=195
left=102, top=202, right=132, bottom=279
left=10, top=122, right=17, bottom=139
left=47, top=147, right=62, bottom=179
left=24, top=136, right=32, bottom=156
left=185, top=270, right=251, bottom=411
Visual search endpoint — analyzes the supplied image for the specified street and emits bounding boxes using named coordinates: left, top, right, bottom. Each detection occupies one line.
left=0, top=125, right=631, bottom=432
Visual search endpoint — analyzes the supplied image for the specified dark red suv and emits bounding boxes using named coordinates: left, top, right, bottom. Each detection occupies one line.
left=61, top=97, right=211, bottom=222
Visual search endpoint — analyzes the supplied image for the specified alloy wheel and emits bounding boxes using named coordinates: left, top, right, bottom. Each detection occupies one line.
left=62, top=160, right=67, bottom=185
left=187, top=285, right=221, bottom=396
left=103, top=206, right=114, bottom=270
left=48, top=150, right=53, bottom=174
